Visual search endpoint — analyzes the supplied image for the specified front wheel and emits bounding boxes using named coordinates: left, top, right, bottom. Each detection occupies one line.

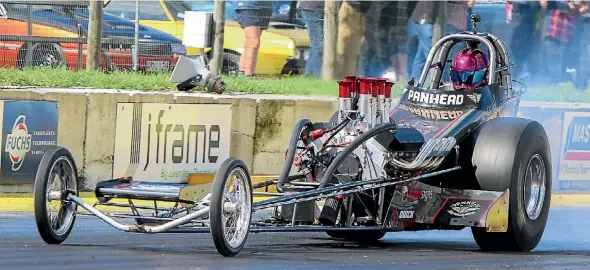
left=33, top=147, right=79, bottom=244
left=210, top=158, right=253, bottom=257
left=469, top=117, right=552, bottom=252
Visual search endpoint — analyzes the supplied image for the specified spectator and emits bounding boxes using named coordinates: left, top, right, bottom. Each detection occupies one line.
left=406, top=1, right=474, bottom=81
left=358, top=1, right=412, bottom=79
left=335, top=0, right=370, bottom=78
left=234, top=0, right=274, bottom=77
left=386, top=1, right=418, bottom=82
left=572, top=1, right=590, bottom=90
left=536, top=0, right=581, bottom=86
left=505, top=1, right=543, bottom=81
left=298, top=0, right=324, bottom=78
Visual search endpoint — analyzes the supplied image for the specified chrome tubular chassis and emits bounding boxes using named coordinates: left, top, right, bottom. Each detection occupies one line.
left=67, top=166, right=458, bottom=234
left=33, top=119, right=458, bottom=257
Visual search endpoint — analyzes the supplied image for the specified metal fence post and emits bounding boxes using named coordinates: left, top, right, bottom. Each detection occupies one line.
left=87, top=0, right=103, bottom=70
left=322, top=0, right=337, bottom=80
left=133, top=0, right=140, bottom=72
left=210, top=0, right=226, bottom=77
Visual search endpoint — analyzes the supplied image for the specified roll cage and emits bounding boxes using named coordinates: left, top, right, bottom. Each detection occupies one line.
left=416, top=15, right=518, bottom=113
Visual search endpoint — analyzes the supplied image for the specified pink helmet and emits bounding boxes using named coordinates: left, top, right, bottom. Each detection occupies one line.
left=450, top=48, right=489, bottom=90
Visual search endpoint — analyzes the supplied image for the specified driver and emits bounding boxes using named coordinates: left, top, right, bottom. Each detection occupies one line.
left=449, top=47, right=489, bottom=90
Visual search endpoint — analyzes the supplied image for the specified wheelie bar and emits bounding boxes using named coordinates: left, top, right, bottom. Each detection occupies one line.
left=252, top=166, right=461, bottom=210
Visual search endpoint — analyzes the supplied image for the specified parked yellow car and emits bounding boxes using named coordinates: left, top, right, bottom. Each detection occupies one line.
left=104, top=0, right=310, bottom=75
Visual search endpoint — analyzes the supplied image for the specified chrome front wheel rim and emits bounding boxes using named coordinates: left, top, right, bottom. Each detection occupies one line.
left=221, top=167, right=252, bottom=249
left=45, top=156, right=77, bottom=236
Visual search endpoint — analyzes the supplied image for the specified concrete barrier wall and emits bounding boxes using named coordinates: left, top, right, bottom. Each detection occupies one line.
left=0, top=87, right=589, bottom=192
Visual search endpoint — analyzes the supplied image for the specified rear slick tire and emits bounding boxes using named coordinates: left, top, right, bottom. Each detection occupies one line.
left=469, top=117, right=551, bottom=252
left=210, top=158, right=253, bottom=257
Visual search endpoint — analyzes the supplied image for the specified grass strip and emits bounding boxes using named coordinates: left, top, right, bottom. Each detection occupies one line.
left=1, top=67, right=590, bottom=103
left=0, top=67, right=343, bottom=95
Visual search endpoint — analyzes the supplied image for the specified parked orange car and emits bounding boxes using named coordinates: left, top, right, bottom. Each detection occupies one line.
left=0, top=2, right=184, bottom=71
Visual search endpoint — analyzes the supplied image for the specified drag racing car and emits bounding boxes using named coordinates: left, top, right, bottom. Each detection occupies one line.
left=32, top=15, right=551, bottom=257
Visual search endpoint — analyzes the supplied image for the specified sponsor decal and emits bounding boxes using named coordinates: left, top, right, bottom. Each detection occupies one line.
left=559, top=112, right=590, bottom=181
left=1, top=101, right=58, bottom=184
left=408, top=189, right=422, bottom=200
left=395, top=114, right=416, bottom=125
left=421, top=190, right=433, bottom=201
left=113, top=103, right=231, bottom=183
left=5, top=115, right=32, bottom=171
left=390, top=208, right=400, bottom=228
left=466, top=93, right=481, bottom=103
left=399, top=210, right=414, bottom=219
left=406, top=106, right=464, bottom=120
left=410, top=120, right=440, bottom=135
left=401, top=186, right=421, bottom=201
left=401, top=185, right=409, bottom=200
left=407, top=90, right=464, bottom=105
left=447, top=201, right=481, bottom=217
left=395, top=185, right=419, bottom=209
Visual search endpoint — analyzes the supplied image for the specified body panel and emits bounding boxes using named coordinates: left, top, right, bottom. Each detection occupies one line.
left=385, top=181, right=508, bottom=231
left=389, top=85, right=500, bottom=142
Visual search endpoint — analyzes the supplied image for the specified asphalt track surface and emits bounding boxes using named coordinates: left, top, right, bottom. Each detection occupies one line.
left=1, top=207, right=590, bottom=270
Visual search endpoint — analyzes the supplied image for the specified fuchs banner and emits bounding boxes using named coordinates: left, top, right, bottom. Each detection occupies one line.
left=112, top=103, right=232, bottom=183
left=0, top=100, right=58, bottom=184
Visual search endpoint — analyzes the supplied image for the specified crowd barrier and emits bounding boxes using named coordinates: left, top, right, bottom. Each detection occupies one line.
left=0, top=87, right=588, bottom=192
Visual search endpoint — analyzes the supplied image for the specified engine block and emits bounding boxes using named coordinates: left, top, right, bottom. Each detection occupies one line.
left=323, top=76, right=452, bottom=180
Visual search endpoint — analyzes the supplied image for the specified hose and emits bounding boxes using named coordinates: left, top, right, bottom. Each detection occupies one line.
left=319, top=118, right=351, bottom=152
left=276, top=118, right=313, bottom=193
left=318, top=123, right=398, bottom=188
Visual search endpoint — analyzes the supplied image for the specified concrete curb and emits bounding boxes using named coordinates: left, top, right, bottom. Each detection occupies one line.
left=1, top=86, right=590, bottom=194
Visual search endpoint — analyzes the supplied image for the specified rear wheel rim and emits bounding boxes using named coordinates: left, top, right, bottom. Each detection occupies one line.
left=523, top=154, right=546, bottom=221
